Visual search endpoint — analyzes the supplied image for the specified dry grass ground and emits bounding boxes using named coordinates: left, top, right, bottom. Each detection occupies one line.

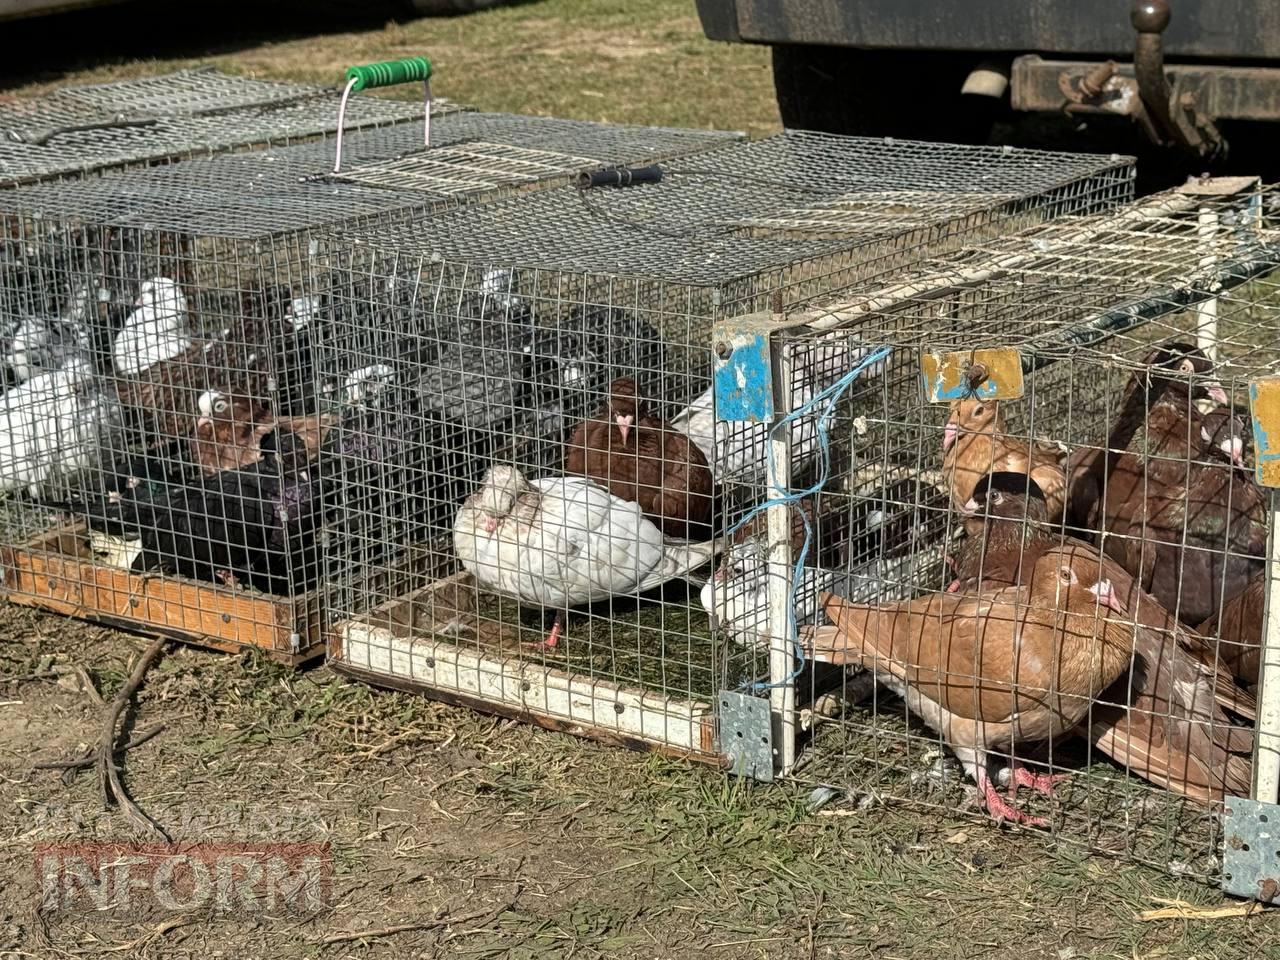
left=1, top=1, right=1280, bottom=956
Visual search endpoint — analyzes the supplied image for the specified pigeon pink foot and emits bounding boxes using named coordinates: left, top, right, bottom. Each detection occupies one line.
left=535, top=616, right=562, bottom=651
left=1008, top=763, right=1069, bottom=798
left=976, top=766, right=1049, bottom=828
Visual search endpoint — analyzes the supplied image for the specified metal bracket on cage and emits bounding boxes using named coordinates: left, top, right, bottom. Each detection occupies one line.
left=1249, top=378, right=1280, bottom=489
left=921, top=347, right=1025, bottom=403
left=718, top=690, right=774, bottom=782
left=1222, top=797, right=1280, bottom=903
left=711, top=319, right=777, bottom=422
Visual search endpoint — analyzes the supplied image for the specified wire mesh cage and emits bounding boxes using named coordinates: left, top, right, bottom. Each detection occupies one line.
left=0, top=111, right=741, bottom=663
left=316, top=133, right=1137, bottom=758
left=0, top=66, right=466, bottom=188
left=711, top=176, right=1280, bottom=886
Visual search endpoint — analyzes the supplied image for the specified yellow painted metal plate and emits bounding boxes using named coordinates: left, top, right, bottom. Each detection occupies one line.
left=1249, top=377, right=1280, bottom=488
left=921, top=347, right=1024, bottom=403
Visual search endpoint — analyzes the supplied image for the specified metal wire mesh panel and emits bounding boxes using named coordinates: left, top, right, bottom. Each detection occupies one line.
left=710, top=178, right=1280, bottom=882
left=0, top=221, right=334, bottom=660
left=0, top=112, right=745, bottom=240
left=0, top=67, right=464, bottom=187
left=318, top=135, right=1138, bottom=756
left=0, top=111, right=756, bottom=663
left=333, top=132, right=1135, bottom=312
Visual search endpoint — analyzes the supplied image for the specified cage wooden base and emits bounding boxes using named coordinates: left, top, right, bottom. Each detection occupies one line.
left=0, top=522, right=322, bottom=665
left=329, top=572, right=725, bottom=764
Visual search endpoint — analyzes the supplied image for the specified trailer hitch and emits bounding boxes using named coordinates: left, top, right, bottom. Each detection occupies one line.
left=1052, top=1, right=1226, bottom=158
left=1131, top=0, right=1226, bottom=158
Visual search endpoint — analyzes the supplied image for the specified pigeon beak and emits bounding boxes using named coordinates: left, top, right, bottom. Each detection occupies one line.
left=615, top=414, right=633, bottom=445
left=959, top=497, right=979, bottom=518
left=1206, top=383, right=1229, bottom=405
left=1088, top=579, right=1126, bottom=615
left=1227, top=438, right=1245, bottom=466
left=942, top=422, right=958, bottom=451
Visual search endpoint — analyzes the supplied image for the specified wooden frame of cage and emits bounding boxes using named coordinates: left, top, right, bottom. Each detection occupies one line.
left=0, top=522, right=324, bottom=665
left=327, top=571, right=726, bottom=765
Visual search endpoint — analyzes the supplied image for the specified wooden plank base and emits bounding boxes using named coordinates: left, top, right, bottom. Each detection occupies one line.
left=0, top=522, right=323, bottom=665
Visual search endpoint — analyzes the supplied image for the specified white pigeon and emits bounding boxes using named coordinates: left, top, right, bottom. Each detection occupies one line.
left=454, top=465, right=721, bottom=614
left=670, top=335, right=887, bottom=484
left=4, top=314, right=90, bottom=383
left=287, top=295, right=321, bottom=329
left=112, top=278, right=193, bottom=377
left=701, top=543, right=837, bottom=649
left=342, top=364, right=397, bottom=406
left=0, top=358, right=119, bottom=497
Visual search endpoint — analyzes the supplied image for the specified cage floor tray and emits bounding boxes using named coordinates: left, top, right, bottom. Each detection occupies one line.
left=0, top=522, right=322, bottom=665
left=330, top=572, right=724, bottom=762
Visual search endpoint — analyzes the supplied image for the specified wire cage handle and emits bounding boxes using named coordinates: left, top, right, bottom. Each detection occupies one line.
left=333, top=56, right=433, bottom=174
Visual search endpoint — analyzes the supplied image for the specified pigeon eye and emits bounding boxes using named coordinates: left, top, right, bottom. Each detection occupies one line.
left=992, top=491, right=1004, bottom=506
left=214, top=400, right=228, bottom=413
left=1058, top=566, right=1073, bottom=583
left=972, top=404, right=985, bottom=418
left=1177, top=359, right=1195, bottom=374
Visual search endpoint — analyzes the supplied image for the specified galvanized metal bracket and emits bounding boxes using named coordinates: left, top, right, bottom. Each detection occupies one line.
left=921, top=347, right=1025, bottom=403
left=718, top=690, right=774, bottom=782
left=1222, top=797, right=1280, bottom=902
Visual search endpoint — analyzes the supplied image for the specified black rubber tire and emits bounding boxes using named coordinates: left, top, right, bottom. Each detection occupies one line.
left=771, top=44, right=998, bottom=145
left=403, top=0, right=507, bottom=14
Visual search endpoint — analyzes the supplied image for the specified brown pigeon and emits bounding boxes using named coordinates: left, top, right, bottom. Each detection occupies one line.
left=1196, top=572, right=1264, bottom=688
left=942, top=398, right=1067, bottom=523
left=1089, top=398, right=1265, bottom=626
left=1082, top=560, right=1255, bottom=804
left=565, top=377, right=714, bottom=539
left=948, top=471, right=1059, bottom=593
left=190, top=389, right=334, bottom=476
left=809, top=543, right=1134, bottom=826
left=190, top=390, right=275, bottom=475
left=1066, top=341, right=1229, bottom=529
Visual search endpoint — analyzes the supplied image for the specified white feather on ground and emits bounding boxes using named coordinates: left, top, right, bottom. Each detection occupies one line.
left=112, top=278, right=193, bottom=376
left=454, top=464, right=720, bottom=608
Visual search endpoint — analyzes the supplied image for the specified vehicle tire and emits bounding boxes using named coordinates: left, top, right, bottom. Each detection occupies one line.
left=403, top=0, right=507, bottom=14
left=771, top=44, right=998, bottom=145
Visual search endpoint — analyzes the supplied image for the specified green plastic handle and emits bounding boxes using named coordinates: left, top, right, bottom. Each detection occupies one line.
left=345, top=56, right=432, bottom=91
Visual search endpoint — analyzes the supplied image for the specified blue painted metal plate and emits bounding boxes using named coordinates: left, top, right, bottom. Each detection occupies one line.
left=712, top=327, right=773, bottom=423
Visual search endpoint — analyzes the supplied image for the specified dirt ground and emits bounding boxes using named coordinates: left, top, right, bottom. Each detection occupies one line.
left=2, top=0, right=1280, bottom=956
